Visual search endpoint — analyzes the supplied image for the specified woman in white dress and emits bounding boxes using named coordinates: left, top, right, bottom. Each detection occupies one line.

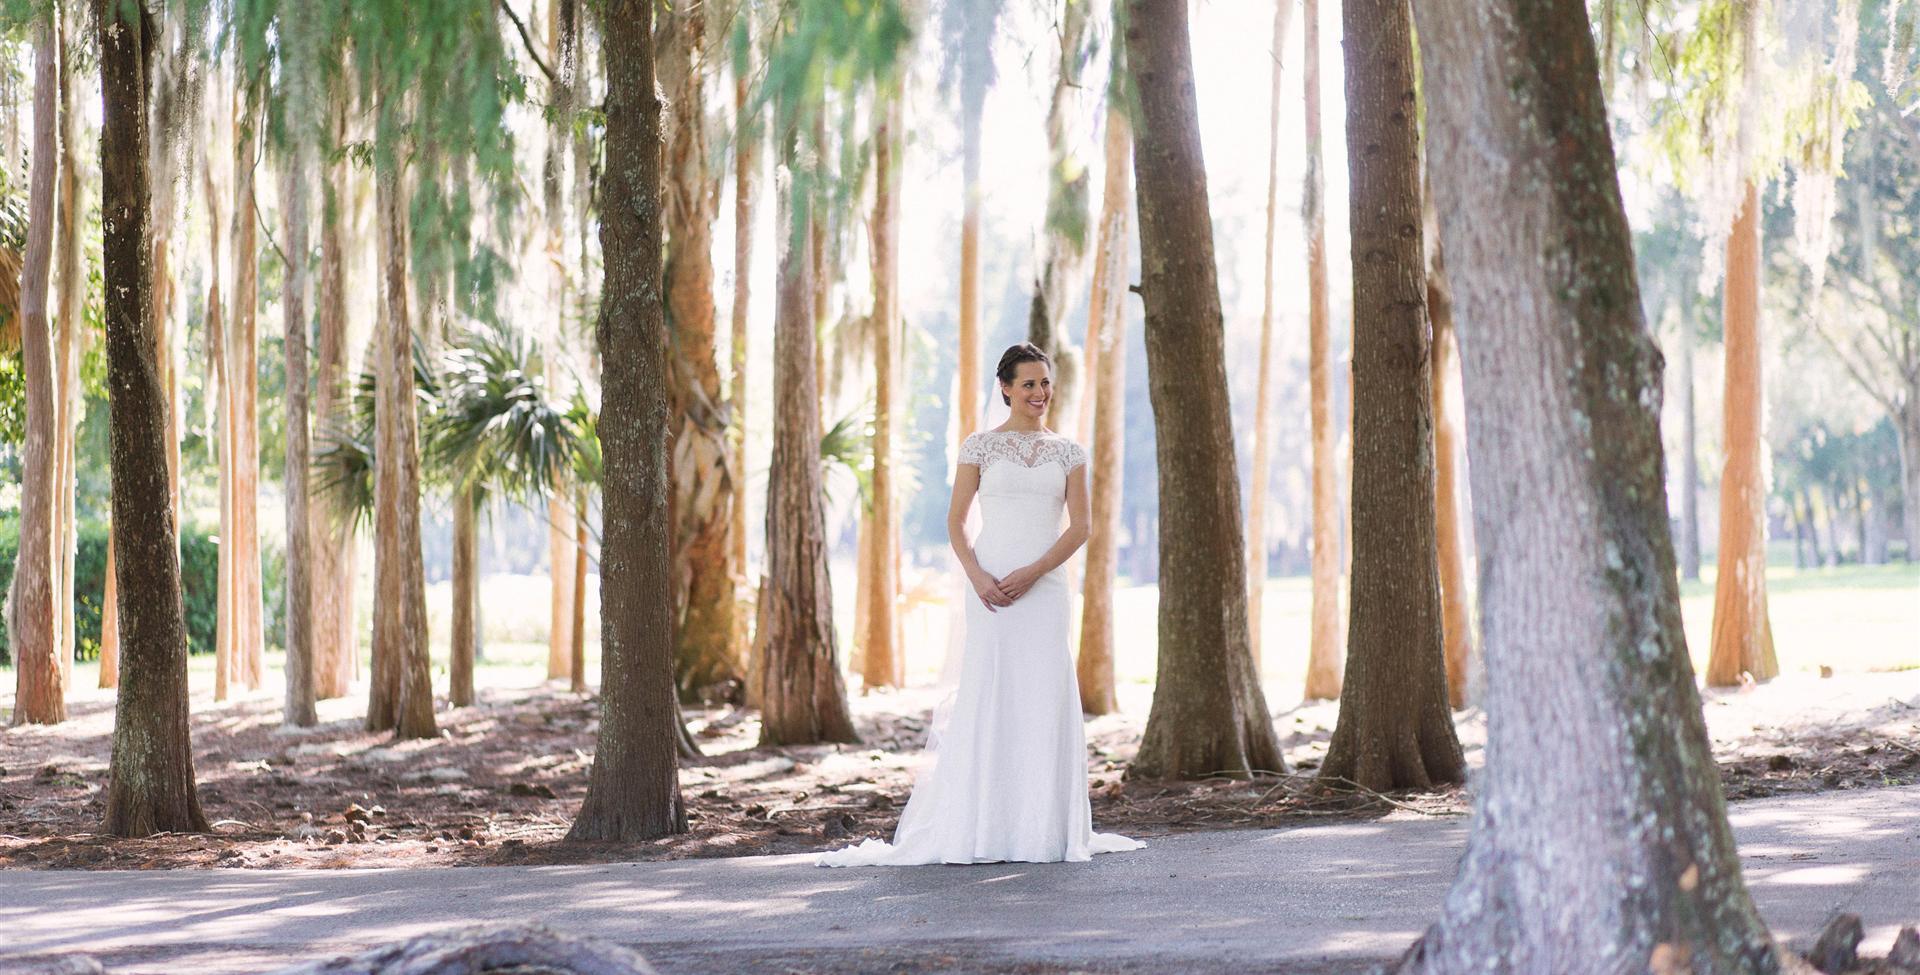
left=817, top=343, right=1145, bottom=866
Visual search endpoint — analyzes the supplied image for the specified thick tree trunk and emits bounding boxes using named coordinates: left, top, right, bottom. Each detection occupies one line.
left=729, top=53, right=756, bottom=660
left=312, top=91, right=355, bottom=700
left=757, top=93, right=859, bottom=748
left=9, top=16, right=63, bottom=727
left=862, top=91, right=903, bottom=692
left=659, top=5, right=740, bottom=700
left=1126, top=0, right=1282, bottom=781
left=371, top=160, right=437, bottom=740
left=1426, top=231, right=1476, bottom=710
left=54, top=1, right=81, bottom=693
left=1399, top=1, right=1779, bottom=968
left=98, top=0, right=207, bottom=836
left=1320, top=0, right=1464, bottom=793
left=1076, top=86, right=1131, bottom=718
left=567, top=0, right=687, bottom=841
left=1248, top=0, right=1293, bottom=670
left=231, top=87, right=265, bottom=692
left=1678, top=314, right=1703, bottom=580
left=450, top=487, right=478, bottom=708
left=1706, top=181, right=1779, bottom=687
left=281, top=140, right=317, bottom=728
left=1301, top=0, right=1343, bottom=702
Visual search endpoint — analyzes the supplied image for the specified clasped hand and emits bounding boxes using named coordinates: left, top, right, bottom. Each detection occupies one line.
left=971, top=564, right=1043, bottom=612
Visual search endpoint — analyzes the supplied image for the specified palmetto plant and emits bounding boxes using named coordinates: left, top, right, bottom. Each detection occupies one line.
left=428, top=323, right=577, bottom=505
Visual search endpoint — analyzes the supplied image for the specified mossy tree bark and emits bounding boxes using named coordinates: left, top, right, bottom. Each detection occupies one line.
left=567, top=0, right=687, bottom=841
left=1125, top=0, right=1282, bottom=781
left=1319, top=0, right=1464, bottom=792
left=98, top=0, right=207, bottom=837
left=1396, top=0, right=1780, bottom=968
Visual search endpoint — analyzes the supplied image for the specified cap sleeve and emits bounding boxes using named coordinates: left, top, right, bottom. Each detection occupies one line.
left=1064, top=439, right=1088, bottom=473
left=957, top=432, right=984, bottom=467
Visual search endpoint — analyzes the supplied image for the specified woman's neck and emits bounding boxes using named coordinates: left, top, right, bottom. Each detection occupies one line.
left=998, top=416, right=1048, bottom=434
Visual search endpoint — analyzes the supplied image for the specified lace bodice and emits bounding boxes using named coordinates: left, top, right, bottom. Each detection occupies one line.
left=957, top=429, right=1088, bottom=475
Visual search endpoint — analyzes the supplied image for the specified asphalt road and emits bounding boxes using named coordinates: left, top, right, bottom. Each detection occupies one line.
left=2, top=786, right=1915, bottom=974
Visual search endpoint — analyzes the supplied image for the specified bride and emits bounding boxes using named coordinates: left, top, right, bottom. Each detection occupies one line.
left=817, top=343, right=1145, bottom=866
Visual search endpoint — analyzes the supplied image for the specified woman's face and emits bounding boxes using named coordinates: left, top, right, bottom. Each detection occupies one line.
left=1002, top=361, right=1053, bottom=420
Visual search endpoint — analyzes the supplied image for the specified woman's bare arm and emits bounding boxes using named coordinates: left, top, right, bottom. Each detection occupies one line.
left=950, top=463, right=1012, bottom=609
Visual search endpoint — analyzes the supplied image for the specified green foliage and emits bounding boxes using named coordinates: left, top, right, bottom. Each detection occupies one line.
left=311, top=339, right=440, bottom=532
left=427, top=322, right=577, bottom=504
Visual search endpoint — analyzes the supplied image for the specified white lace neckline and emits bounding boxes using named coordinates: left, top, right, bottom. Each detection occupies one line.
left=961, top=429, right=1086, bottom=473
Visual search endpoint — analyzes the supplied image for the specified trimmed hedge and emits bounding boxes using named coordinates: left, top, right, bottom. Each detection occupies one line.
left=0, top=518, right=278, bottom=665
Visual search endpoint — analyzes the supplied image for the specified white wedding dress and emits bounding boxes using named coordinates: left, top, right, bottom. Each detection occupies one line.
left=816, top=429, right=1145, bottom=867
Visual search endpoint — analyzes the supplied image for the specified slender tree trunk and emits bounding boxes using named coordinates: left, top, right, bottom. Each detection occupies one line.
left=1426, top=227, right=1476, bottom=710
left=1791, top=492, right=1811, bottom=569
left=1126, top=0, right=1282, bottom=781
left=100, top=537, right=119, bottom=686
left=281, top=138, right=316, bottom=727
left=659, top=3, right=740, bottom=699
left=209, top=145, right=232, bottom=703
left=1248, top=0, right=1293, bottom=670
left=862, top=89, right=903, bottom=692
left=232, top=86, right=265, bottom=692
left=567, top=0, right=687, bottom=841
left=9, top=15, right=63, bottom=726
left=957, top=12, right=986, bottom=442
left=312, top=89, right=354, bottom=700
left=371, top=158, right=437, bottom=740
left=758, top=90, right=859, bottom=749
left=1398, top=2, right=1779, bottom=967
left=1678, top=314, right=1703, bottom=579
left=729, top=45, right=757, bottom=664
left=449, top=487, right=478, bottom=708
left=1302, top=0, right=1343, bottom=702
left=1077, top=79, right=1131, bottom=718
left=545, top=0, right=579, bottom=687
left=571, top=490, right=589, bottom=695
left=1026, top=1, right=1090, bottom=425
left=1706, top=181, right=1779, bottom=687
left=1320, top=0, right=1464, bottom=793
left=54, top=0, right=81, bottom=692
left=809, top=112, right=830, bottom=415
left=98, top=0, right=207, bottom=836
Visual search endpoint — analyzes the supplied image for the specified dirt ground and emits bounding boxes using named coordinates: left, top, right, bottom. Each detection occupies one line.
left=2, top=670, right=1916, bottom=870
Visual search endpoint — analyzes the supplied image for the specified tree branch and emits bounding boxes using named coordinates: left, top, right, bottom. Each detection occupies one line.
left=499, top=0, right=556, bottom=83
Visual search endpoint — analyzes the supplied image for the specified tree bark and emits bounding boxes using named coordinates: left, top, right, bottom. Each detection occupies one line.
left=370, top=157, right=437, bottom=740
left=1248, top=0, right=1293, bottom=671
left=567, top=0, right=687, bottom=842
left=1301, top=0, right=1343, bottom=702
left=1320, top=0, right=1464, bottom=793
left=757, top=84, right=859, bottom=748
left=1426, top=227, right=1476, bottom=710
left=231, top=85, right=265, bottom=692
left=545, top=0, right=579, bottom=688
left=571, top=489, right=589, bottom=695
left=312, top=86, right=356, bottom=700
left=1677, top=313, right=1703, bottom=580
left=98, top=0, right=207, bottom=836
left=659, top=3, right=740, bottom=700
left=1076, top=81, right=1131, bottom=718
left=1126, top=0, right=1282, bottom=781
left=956, top=9, right=986, bottom=443
left=1398, top=1, right=1780, bottom=968
left=1900, top=399, right=1920, bottom=562
left=54, top=0, right=82, bottom=693
left=862, top=89, right=903, bottom=692
left=9, top=14, right=63, bottom=726
left=1026, top=0, right=1089, bottom=426
left=1705, top=181, right=1779, bottom=687
left=729, top=44, right=757, bottom=662
left=450, top=487, right=478, bottom=708
left=207, top=125, right=232, bottom=703
left=281, top=136, right=317, bottom=727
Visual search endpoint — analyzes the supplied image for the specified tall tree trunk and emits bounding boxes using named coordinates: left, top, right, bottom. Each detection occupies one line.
left=758, top=92, right=859, bottom=749
left=1076, top=75, right=1131, bottom=718
left=281, top=139, right=316, bottom=727
left=100, top=537, right=119, bottom=686
left=1320, top=0, right=1464, bottom=792
left=1426, top=228, right=1476, bottom=710
left=659, top=3, right=740, bottom=699
left=1126, top=0, right=1282, bottom=781
left=1026, top=0, right=1089, bottom=425
left=545, top=0, right=579, bottom=687
left=231, top=86, right=265, bottom=692
left=567, top=0, right=687, bottom=842
left=1397, top=1, right=1778, bottom=967
left=862, top=89, right=903, bottom=692
left=956, top=7, right=987, bottom=442
left=729, top=42, right=757, bottom=664
left=1900, top=398, right=1920, bottom=561
left=9, top=15, right=63, bottom=726
left=1301, top=0, right=1343, bottom=702
left=450, top=487, right=478, bottom=707
left=54, top=0, right=82, bottom=692
left=1706, top=181, right=1779, bottom=687
left=312, top=88, right=355, bottom=700
left=1677, top=313, right=1703, bottom=579
left=208, top=141, right=232, bottom=703
left=371, top=159, right=438, bottom=740
left=1247, top=0, right=1293, bottom=670
left=98, top=0, right=207, bottom=836
left=571, top=490, right=589, bottom=695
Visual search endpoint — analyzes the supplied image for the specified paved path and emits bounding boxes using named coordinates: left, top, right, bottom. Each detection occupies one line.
left=3, top=787, right=1916, bottom=974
